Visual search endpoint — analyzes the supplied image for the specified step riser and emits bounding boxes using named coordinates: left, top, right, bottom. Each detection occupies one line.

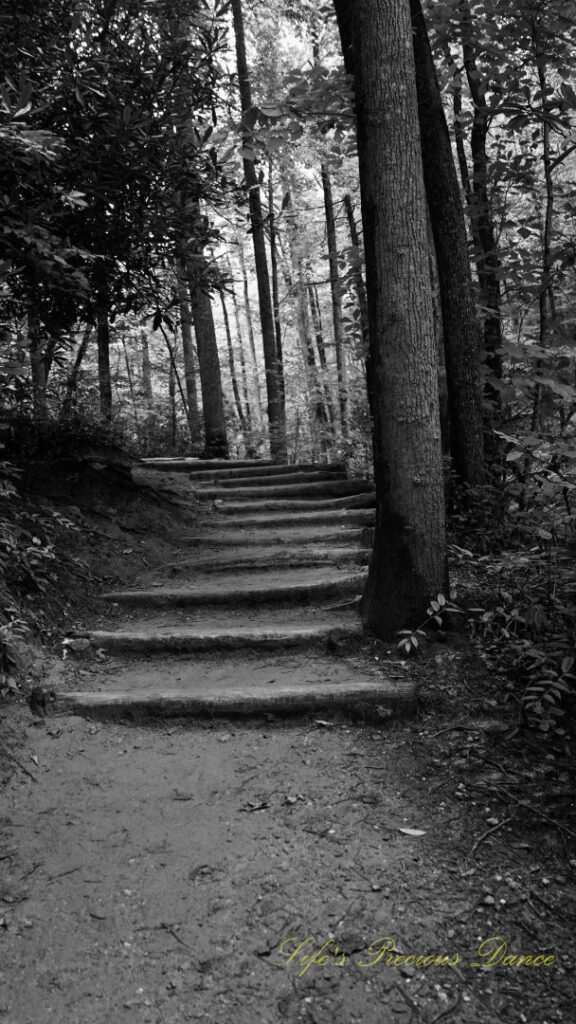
left=200, top=480, right=373, bottom=500
left=102, top=576, right=366, bottom=608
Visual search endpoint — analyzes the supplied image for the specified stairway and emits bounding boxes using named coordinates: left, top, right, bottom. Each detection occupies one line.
left=58, top=460, right=417, bottom=718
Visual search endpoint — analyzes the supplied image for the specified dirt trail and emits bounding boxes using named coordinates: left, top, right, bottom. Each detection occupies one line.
left=0, top=459, right=573, bottom=1024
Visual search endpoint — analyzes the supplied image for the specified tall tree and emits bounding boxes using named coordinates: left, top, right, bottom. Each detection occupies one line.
left=459, top=0, right=504, bottom=381
left=333, top=0, right=447, bottom=637
left=188, top=256, right=229, bottom=459
left=231, top=0, right=287, bottom=460
left=410, top=0, right=484, bottom=485
left=321, top=164, right=348, bottom=439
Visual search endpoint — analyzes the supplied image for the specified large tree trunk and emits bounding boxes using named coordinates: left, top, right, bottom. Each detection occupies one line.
left=188, top=261, right=228, bottom=459
left=333, top=0, right=447, bottom=638
left=321, top=163, right=348, bottom=439
left=410, top=0, right=484, bottom=485
left=231, top=0, right=286, bottom=461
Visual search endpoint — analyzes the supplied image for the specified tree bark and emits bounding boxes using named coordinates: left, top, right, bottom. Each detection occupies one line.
left=188, top=261, right=229, bottom=459
left=333, top=0, right=447, bottom=638
left=231, top=0, right=286, bottom=460
left=410, top=0, right=484, bottom=485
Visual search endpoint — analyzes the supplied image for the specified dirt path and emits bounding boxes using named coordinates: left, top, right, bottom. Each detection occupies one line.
left=1, top=459, right=573, bottom=1023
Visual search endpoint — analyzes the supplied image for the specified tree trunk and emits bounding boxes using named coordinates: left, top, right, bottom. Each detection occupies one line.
left=94, top=261, right=113, bottom=421
left=321, top=163, right=348, bottom=438
left=168, top=358, right=176, bottom=450
left=460, top=1, right=503, bottom=381
left=236, top=239, right=263, bottom=422
left=308, top=275, right=336, bottom=429
left=27, top=311, right=49, bottom=425
left=268, top=160, right=285, bottom=417
left=140, top=329, right=155, bottom=456
left=188, top=261, right=228, bottom=459
left=333, top=0, right=447, bottom=638
left=231, top=0, right=286, bottom=461
left=220, top=291, right=247, bottom=431
left=176, top=263, right=203, bottom=446
left=410, top=0, right=484, bottom=485
left=62, top=325, right=93, bottom=420
left=531, top=32, right=555, bottom=434
left=342, top=192, right=374, bottom=415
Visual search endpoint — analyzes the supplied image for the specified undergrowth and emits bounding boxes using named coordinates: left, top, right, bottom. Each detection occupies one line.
left=0, top=417, right=130, bottom=701
left=448, top=474, right=576, bottom=735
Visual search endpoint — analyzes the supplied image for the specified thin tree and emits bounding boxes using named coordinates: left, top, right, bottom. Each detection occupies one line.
left=176, top=263, right=203, bottom=446
left=231, top=0, right=286, bottom=460
left=333, top=0, right=447, bottom=637
left=460, top=0, right=503, bottom=381
left=410, top=0, right=484, bottom=485
left=321, top=164, right=348, bottom=439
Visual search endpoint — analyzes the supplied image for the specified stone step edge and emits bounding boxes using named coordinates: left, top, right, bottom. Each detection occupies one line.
left=180, top=529, right=366, bottom=548
left=100, top=572, right=367, bottom=607
left=194, top=471, right=348, bottom=491
left=55, top=678, right=417, bottom=719
left=70, top=622, right=363, bottom=652
left=157, top=547, right=372, bottom=573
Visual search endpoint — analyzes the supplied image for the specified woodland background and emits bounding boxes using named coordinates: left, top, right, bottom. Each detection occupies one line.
left=1, top=0, right=576, bottom=737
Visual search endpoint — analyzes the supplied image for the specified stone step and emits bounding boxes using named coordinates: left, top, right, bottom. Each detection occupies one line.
left=141, top=458, right=275, bottom=473
left=185, top=462, right=346, bottom=483
left=195, top=469, right=348, bottom=491
left=214, top=492, right=376, bottom=515
left=74, top=617, right=363, bottom=654
left=207, top=508, right=375, bottom=530
left=56, top=673, right=416, bottom=719
left=182, top=526, right=366, bottom=547
left=199, top=479, right=374, bottom=501
left=101, top=567, right=367, bottom=608
left=154, top=546, right=371, bottom=576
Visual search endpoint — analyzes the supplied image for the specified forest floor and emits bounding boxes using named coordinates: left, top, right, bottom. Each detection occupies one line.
left=0, top=461, right=574, bottom=1024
